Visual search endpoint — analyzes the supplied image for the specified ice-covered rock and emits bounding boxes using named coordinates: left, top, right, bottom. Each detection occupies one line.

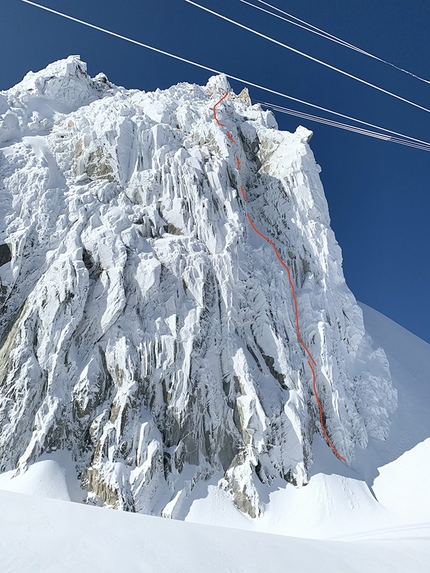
left=0, top=58, right=396, bottom=518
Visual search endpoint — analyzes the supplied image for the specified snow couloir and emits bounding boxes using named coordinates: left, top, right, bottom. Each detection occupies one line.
left=0, top=56, right=396, bottom=518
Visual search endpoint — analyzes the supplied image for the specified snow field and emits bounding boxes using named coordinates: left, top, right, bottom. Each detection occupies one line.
left=0, top=488, right=429, bottom=573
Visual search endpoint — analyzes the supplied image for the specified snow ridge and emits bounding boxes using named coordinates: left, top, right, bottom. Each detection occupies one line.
left=0, top=57, right=396, bottom=518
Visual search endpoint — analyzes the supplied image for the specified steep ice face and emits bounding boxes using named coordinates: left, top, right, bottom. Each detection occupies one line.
left=0, top=57, right=396, bottom=518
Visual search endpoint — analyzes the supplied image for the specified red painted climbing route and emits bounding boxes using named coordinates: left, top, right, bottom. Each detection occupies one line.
left=213, top=91, right=345, bottom=462
left=213, top=92, right=228, bottom=126
left=239, top=185, right=248, bottom=200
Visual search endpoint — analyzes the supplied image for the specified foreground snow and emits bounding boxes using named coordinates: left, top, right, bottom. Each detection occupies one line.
left=0, top=487, right=429, bottom=573
left=0, top=303, right=428, bottom=571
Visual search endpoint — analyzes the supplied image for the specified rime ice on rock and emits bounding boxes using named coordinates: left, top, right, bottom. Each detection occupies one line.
left=0, top=57, right=396, bottom=518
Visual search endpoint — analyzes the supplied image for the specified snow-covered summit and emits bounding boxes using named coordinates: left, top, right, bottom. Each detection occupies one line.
left=0, top=58, right=396, bottom=519
left=0, top=55, right=114, bottom=144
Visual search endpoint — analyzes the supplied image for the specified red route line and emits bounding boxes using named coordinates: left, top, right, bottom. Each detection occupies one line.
left=227, top=131, right=235, bottom=142
left=246, top=214, right=316, bottom=367
left=248, top=212, right=344, bottom=461
left=213, top=92, right=228, bottom=126
left=309, top=359, right=345, bottom=460
left=213, top=91, right=346, bottom=462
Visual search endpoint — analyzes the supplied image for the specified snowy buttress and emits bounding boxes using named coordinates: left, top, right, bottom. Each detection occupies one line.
left=0, top=57, right=396, bottom=518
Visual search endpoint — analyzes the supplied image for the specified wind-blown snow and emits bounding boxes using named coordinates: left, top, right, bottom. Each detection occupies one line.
left=0, top=56, right=396, bottom=518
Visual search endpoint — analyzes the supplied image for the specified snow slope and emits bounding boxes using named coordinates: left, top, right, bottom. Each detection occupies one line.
left=0, top=449, right=85, bottom=502
left=0, top=487, right=429, bottom=573
left=359, top=302, right=430, bottom=525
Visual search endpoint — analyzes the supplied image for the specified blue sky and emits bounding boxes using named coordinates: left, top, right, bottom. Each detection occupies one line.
left=2, top=0, right=430, bottom=343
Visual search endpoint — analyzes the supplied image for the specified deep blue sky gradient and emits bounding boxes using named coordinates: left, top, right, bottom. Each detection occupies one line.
left=2, top=0, right=430, bottom=342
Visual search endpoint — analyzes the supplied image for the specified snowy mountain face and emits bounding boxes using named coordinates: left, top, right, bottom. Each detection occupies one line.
left=0, top=56, right=396, bottom=519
